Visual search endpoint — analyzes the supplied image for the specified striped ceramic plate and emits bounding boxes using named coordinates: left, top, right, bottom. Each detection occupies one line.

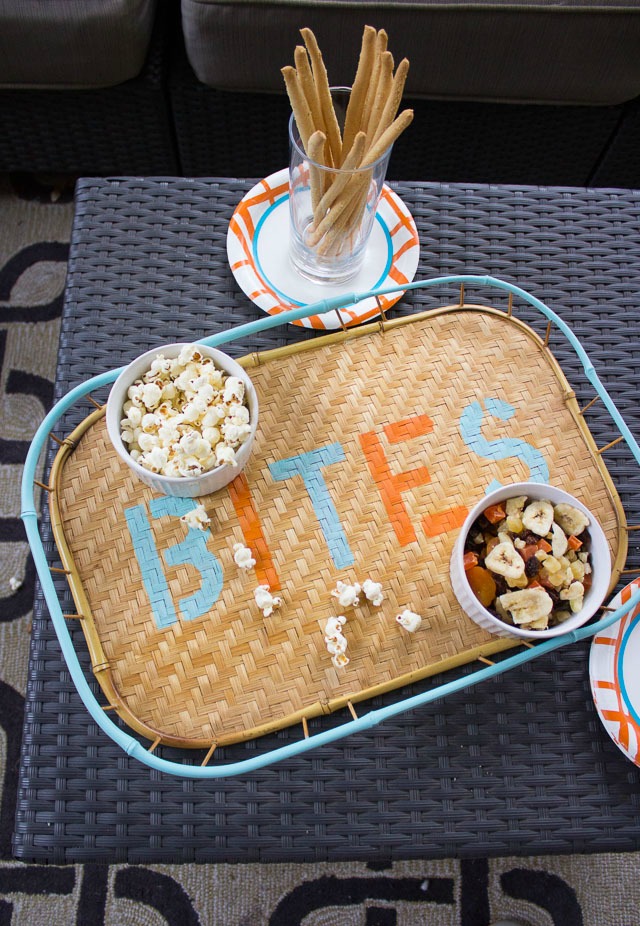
left=589, top=578, right=640, bottom=766
left=226, top=168, right=420, bottom=330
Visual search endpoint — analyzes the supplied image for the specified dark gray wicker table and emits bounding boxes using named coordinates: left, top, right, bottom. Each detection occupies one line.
left=13, top=177, right=640, bottom=864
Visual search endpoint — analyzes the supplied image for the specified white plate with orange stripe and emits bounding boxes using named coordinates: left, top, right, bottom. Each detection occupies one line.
left=589, top=578, right=640, bottom=766
left=227, top=168, right=420, bottom=330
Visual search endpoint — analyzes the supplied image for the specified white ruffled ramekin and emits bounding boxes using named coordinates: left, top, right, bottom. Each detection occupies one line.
left=105, top=342, right=258, bottom=498
left=450, top=482, right=612, bottom=640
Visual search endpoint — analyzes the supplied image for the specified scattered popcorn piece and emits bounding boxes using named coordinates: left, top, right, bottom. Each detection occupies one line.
left=9, top=576, right=22, bottom=592
left=323, top=615, right=349, bottom=667
left=254, top=584, right=282, bottom=617
left=180, top=504, right=211, bottom=531
left=325, top=634, right=348, bottom=655
left=362, top=578, right=384, bottom=606
left=396, top=609, right=423, bottom=633
left=233, top=542, right=256, bottom=569
left=331, top=652, right=350, bottom=669
left=331, top=580, right=361, bottom=608
left=324, top=615, right=346, bottom=637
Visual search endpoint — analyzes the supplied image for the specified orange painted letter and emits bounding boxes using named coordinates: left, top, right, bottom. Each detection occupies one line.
left=359, top=414, right=434, bottom=546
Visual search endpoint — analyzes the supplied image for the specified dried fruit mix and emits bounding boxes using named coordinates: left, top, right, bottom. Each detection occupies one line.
left=463, top=495, right=593, bottom=631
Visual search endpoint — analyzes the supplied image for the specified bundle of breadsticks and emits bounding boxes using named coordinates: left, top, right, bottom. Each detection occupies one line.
left=282, top=26, right=413, bottom=257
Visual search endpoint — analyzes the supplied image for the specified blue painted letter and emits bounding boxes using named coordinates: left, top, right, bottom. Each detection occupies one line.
left=125, top=498, right=223, bottom=629
left=124, top=503, right=178, bottom=629
left=269, top=443, right=354, bottom=568
left=459, top=397, right=549, bottom=492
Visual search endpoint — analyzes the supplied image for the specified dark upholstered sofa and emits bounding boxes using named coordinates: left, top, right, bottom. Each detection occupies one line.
left=0, top=0, right=178, bottom=175
left=1, top=0, right=639, bottom=187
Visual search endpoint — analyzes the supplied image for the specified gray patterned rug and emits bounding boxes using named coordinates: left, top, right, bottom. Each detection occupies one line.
left=1, top=173, right=638, bottom=925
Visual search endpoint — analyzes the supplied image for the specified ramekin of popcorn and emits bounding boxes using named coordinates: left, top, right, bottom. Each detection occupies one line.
left=450, top=482, right=612, bottom=640
left=105, top=342, right=258, bottom=497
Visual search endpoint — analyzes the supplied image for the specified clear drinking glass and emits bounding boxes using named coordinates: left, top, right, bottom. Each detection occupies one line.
left=288, top=88, right=394, bottom=285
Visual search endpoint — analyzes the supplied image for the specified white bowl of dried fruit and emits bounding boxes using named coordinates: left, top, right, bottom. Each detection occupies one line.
left=106, top=342, right=258, bottom=498
left=450, top=482, right=612, bottom=639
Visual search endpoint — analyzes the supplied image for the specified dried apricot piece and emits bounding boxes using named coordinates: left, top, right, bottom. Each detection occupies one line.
left=467, top=566, right=497, bottom=608
left=484, top=503, right=506, bottom=524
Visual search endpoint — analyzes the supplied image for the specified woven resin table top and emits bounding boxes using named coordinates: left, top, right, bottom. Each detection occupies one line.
left=14, top=177, right=640, bottom=864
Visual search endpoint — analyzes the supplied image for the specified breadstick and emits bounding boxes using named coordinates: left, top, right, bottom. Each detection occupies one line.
left=307, top=130, right=327, bottom=211
left=362, top=109, right=414, bottom=168
left=281, top=65, right=315, bottom=150
left=362, top=30, right=388, bottom=135
left=305, top=187, right=358, bottom=248
left=328, top=111, right=415, bottom=250
left=365, top=51, right=394, bottom=146
left=342, top=25, right=377, bottom=160
left=324, top=200, right=362, bottom=256
left=316, top=173, right=370, bottom=256
left=371, top=58, right=410, bottom=147
left=312, top=130, right=366, bottom=227
left=294, top=46, right=324, bottom=139
left=296, top=45, right=333, bottom=167
left=300, top=28, right=342, bottom=167
left=313, top=111, right=414, bottom=253
left=318, top=199, right=362, bottom=256
left=341, top=183, right=371, bottom=252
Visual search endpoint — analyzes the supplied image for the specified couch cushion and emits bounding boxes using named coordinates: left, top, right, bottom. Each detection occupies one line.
left=181, top=0, right=640, bottom=106
left=0, top=0, right=157, bottom=88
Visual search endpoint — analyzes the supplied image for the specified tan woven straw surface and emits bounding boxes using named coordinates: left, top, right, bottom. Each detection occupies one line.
left=50, top=306, right=626, bottom=748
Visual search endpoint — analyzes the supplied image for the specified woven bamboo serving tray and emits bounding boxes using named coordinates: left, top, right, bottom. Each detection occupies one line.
left=23, top=274, right=640, bottom=778
left=46, top=301, right=627, bottom=752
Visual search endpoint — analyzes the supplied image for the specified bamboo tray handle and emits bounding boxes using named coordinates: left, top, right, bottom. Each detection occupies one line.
left=21, top=274, right=640, bottom=779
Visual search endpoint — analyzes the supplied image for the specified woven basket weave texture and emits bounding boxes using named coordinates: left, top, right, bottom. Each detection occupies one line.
left=54, top=308, right=622, bottom=747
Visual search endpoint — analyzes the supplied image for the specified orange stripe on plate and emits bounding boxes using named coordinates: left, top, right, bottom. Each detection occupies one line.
left=233, top=201, right=256, bottom=240
left=382, top=189, right=420, bottom=247
left=601, top=708, right=635, bottom=750
left=389, top=216, right=416, bottom=238
left=355, top=306, right=381, bottom=323
left=246, top=178, right=288, bottom=209
left=291, top=309, right=329, bottom=329
left=230, top=259, right=251, bottom=271
left=228, top=214, right=246, bottom=243
left=382, top=187, right=415, bottom=228
left=620, top=579, right=640, bottom=606
left=230, top=217, right=255, bottom=264
left=232, top=178, right=288, bottom=240
left=394, top=238, right=418, bottom=262
left=388, top=265, right=409, bottom=286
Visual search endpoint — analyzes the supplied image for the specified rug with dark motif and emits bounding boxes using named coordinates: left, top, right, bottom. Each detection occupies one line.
left=0, top=173, right=638, bottom=926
